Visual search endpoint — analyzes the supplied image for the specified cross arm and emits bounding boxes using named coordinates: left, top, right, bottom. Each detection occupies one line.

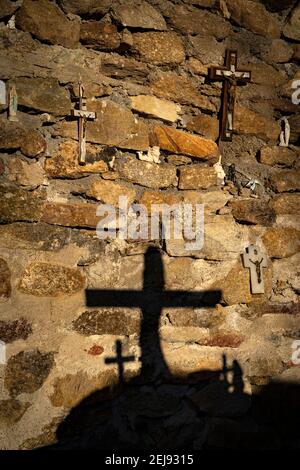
left=85, top=289, right=222, bottom=308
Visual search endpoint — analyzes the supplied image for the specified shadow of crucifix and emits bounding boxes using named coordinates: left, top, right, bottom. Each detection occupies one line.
left=86, top=247, right=222, bottom=383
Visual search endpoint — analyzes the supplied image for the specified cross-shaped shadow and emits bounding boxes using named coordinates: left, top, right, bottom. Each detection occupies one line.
left=87, top=247, right=222, bottom=383
left=49, top=248, right=300, bottom=451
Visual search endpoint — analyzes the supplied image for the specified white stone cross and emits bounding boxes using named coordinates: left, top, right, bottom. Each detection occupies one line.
left=71, top=82, right=97, bottom=165
left=243, top=245, right=268, bottom=294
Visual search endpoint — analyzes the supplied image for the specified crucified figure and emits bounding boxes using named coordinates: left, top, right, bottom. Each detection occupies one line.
left=249, top=257, right=264, bottom=284
left=227, top=76, right=237, bottom=133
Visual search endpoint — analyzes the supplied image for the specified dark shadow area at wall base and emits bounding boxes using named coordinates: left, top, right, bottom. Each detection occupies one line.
left=44, top=248, right=300, bottom=451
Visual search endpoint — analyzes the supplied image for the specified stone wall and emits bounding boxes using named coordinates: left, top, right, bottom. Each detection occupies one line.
left=0, top=0, right=299, bottom=450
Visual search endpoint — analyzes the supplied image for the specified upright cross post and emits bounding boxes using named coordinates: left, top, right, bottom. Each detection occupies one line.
left=242, top=245, right=268, bottom=294
left=8, top=83, right=18, bottom=122
left=105, top=340, right=135, bottom=384
left=209, top=50, right=251, bottom=141
left=71, top=82, right=97, bottom=165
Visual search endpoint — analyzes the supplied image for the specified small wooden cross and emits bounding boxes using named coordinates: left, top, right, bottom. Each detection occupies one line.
left=71, top=82, right=97, bottom=165
left=8, top=83, right=18, bottom=122
left=105, top=340, right=135, bottom=384
left=242, top=245, right=268, bottom=294
left=209, top=50, right=251, bottom=141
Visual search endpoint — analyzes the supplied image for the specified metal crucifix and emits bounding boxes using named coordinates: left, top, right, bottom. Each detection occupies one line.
left=209, top=50, right=251, bottom=141
left=71, top=82, right=97, bottom=165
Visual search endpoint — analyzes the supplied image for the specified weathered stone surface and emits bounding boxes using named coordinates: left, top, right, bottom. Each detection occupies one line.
left=230, top=199, right=276, bottom=226
left=166, top=215, right=250, bottom=261
left=0, top=184, right=45, bottom=223
left=166, top=155, right=192, bottom=166
left=100, top=54, right=149, bottom=83
left=18, top=262, right=85, bottom=296
left=73, top=309, right=140, bottom=336
left=259, top=146, right=297, bottom=167
left=272, top=194, right=300, bottom=215
left=0, top=120, right=46, bottom=157
left=182, top=190, right=232, bottom=215
left=272, top=253, right=300, bottom=303
left=293, top=44, right=300, bottom=61
left=130, top=95, right=180, bottom=123
left=139, top=190, right=182, bottom=212
left=41, top=202, right=99, bottom=228
left=248, top=302, right=300, bottom=318
left=166, top=5, right=231, bottom=39
left=132, top=32, right=185, bottom=65
left=269, top=170, right=300, bottom=193
left=263, top=39, right=294, bottom=63
left=0, top=258, right=11, bottom=300
left=59, top=0, right=111, bottom=16
left=179, top=166, right=218, bottom=190
left=0, top=400, right=30, bottom=427
left=50, top=370, right=118, bottom=408
left=215, top=257, right=273, bottom=305
left=44, top=141, right=108, bottom=178
left=237, top=340, right=284, bottom=378
left=15, top=78, right=71, bottom=115
left=188, top=35, right=225, bottom=66
left=56, top=100, right=149, bottom=151
left=0, top=0, right=19, bottom=19
left=150, top=71, right=216, bottom=112
left=5, top=350, right=54, bottom=396
left=262, top=227, right=300, bottom=259
left=185, top=57, right=209, bottom=76
left=185, top=114, right=219, bottom=142
left=115, top=155, right=177, bottom=189
left=249, top=63, right=286, bottom=87
left=287, top=113, right=300, bottom=145
left=235, top=106, right=280, bottom=141
left=0, top=318, right=32, bottom=343
left=225, top=0, right=280, bottom=38
left=80, top=22, right=120, bottom=50
left=16, top=0, right=80, bottom=48
left=153, top=126, right=219, bottom=162
left=112, top=0, right=167, bottom=30
left=8, top=159, right=44, bottom=188
left=283, top=3, right=300, bottom=41
left=86, top=180, right=137, bottom=206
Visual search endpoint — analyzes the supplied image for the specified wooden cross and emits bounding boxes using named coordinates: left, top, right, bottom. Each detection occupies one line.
left=8, top=83, right=18, bottom=122
left=242, top=245, right=268, bottom=294
left=71, top=82, right=97, bottom=165
left=209, top=50, right=251, bottom=141
left=105, top=340, right=135, bottom=384
left=86, top=248, right=221, bottom=381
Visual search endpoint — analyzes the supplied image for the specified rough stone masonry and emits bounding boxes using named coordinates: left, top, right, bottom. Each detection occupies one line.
left=0, top=0, right=299, bottom=450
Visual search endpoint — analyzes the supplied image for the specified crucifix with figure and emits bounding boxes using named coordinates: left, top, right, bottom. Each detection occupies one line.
left=243, top=245, right=268, bottom=294
left=209, top=50, right=251, bottom=141
left=87, top=248, right=221, bottom=382
left=71, top=82, right=97, bottom=165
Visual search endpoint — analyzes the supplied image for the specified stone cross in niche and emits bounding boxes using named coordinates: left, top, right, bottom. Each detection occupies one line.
left=243, top=245, right=268, bottom=294
left=71, top=82, right=97, bottom=165
left=105, top=340, right=135, bottom=385
left=209, top=50, right=251, bottom=141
